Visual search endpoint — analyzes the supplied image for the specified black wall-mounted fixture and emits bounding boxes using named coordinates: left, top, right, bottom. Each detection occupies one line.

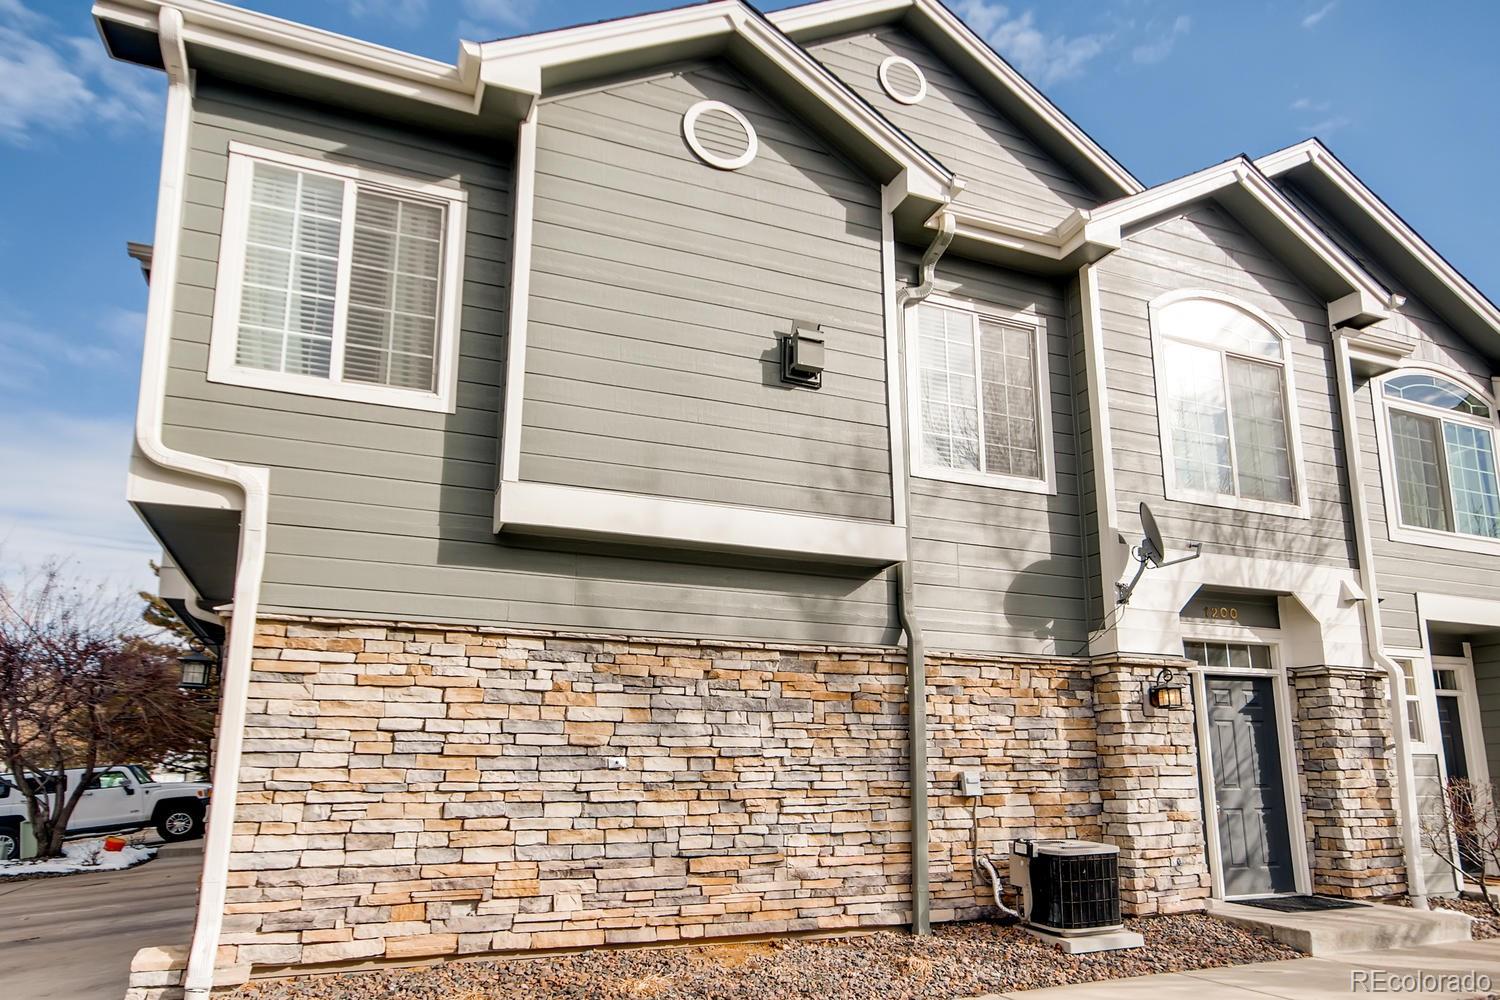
left=1148, top=667, right=1186, bottom=709
left=780, top=321, right=825, bottom=388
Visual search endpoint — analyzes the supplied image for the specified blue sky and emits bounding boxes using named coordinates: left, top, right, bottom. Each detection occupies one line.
left=1, top=0, right=1497, bottom=593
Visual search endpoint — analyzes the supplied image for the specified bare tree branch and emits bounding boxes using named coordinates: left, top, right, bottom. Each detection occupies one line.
left=0, top=562, right=214, bottom=858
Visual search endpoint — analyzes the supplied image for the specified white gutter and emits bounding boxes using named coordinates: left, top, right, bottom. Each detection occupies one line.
left=138, top=9, right=272, bottom=996
left=1331, top=334, right=1428, bottom=909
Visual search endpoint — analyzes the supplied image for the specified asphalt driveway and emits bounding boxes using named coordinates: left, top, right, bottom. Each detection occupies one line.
left=0, top=840, right=202, bottom=1000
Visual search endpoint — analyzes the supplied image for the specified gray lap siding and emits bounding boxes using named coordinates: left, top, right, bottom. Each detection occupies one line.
left=521, top=63, right=892, bottom=522
left=165, top=80, right=901, bottom=645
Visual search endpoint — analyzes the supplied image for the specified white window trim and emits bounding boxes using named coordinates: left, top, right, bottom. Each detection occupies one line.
left=905, top=293, right=1056, bottom=495
left=1371, top=363, right=1500, bottom=556
left=207, top=141, right=468, bottom=413
left=1148, top=289, right=1310, bottom=519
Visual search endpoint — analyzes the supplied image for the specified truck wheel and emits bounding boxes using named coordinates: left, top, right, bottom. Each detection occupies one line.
left=0, top=822, right=18, bottom=861
left=155, top=805, right=202, bottom=842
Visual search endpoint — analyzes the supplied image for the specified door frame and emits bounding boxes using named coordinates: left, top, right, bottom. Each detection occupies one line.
left=1184, top=625, right=1312, bottom=900
left=1432, top=648, right=1493, bottom=801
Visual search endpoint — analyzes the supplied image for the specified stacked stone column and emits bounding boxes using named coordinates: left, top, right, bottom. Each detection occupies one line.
left=1290, top=665, right=1405, bottom=898
left=1090, top=656, right=1211, bottom=914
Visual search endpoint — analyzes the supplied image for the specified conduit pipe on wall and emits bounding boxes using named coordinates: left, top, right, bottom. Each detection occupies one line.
left=142, top=11, right=274, bottom=997
left=891, top=211, right=955, bottom=935
left=1331, top=334, right=1428, bottom=909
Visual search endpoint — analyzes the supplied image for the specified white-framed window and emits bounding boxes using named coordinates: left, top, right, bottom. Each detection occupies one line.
left=208, top=142, right=468, bottom=412
left=1373, top=368, right=1500, bottom=552
left=1148, top=290, right=1308, bottom=516
left=907, top=296, right=1054, bottom=493
left=1394, top=657, right=1426, bottom=744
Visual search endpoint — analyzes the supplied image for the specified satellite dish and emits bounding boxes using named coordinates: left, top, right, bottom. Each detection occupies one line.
left=1114, top=502, right=1201, bottom=605
left=1139, top=502, right=1165, bottom=567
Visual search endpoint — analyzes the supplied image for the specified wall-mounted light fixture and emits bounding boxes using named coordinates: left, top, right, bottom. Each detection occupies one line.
left=178, top=650, right=218, bottom=690
left=780, top=321, right=824, bottom=388
left=1148, top=667, right=1186, bottom=709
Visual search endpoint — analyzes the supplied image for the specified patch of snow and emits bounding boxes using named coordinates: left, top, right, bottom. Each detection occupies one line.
left=0, top=838, right=156, bottom=877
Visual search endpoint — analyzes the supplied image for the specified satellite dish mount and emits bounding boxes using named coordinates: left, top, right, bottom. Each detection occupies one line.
left=1116, top=502, right=1201, bottom=605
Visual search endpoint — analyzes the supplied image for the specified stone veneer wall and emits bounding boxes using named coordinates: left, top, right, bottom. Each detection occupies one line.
left=219, top=617, right=1210, bottom=976
left=1092, top=658, right=1212, bottom=913
left=1290, top=665, right=1406, bottom=898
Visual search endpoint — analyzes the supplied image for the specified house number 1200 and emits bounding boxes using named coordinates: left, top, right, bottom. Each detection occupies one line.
left=1206, top=606, right=1239, bottom=620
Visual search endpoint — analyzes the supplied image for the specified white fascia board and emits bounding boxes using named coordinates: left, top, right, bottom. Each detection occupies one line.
left=478, top=4, right=740, bottom=93
left=496, top=481, right=908, bottom=566
left=479, top=1, right=951, bottom=201
left=1090, top=158, right=1390, bottom=316
left=769, top=0, right=1143, bottom=198
left=127, top=451, right=242, bottom=510
left=939, top=206, right=1120, bottom=273
left=770, top=0, right=912, bottom=35
left=1258, top=140, right=1500, bottom=342
left=93, top=0, right=483, bottom=113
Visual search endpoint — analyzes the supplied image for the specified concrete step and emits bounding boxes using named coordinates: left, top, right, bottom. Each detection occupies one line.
left=1207, top=898, right=1473, bottom=956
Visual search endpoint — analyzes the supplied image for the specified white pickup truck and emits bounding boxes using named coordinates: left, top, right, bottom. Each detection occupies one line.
left=0, top=765, right=210, bottom=860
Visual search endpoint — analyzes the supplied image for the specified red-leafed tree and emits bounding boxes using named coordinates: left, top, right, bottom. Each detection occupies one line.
left=0, top=564, right=214, bottom=858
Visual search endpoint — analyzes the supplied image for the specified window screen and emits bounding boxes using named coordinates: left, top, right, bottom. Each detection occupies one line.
left=917, top=303, right=1044, bottom=483
left=227, top=156, right=451, bottom=398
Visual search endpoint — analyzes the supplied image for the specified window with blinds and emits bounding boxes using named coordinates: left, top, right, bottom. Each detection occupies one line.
left=1152, top=294, right=1300, bottom=510
left=912, top=300, right=1049, bottom=490
left=1382, top=371, right=1500, bottom=540
left=209, top=146, right=464, bottom=412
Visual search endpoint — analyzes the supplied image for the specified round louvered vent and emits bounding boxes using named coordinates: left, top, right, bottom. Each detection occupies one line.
left=683, top=100, right=758, bottom=170
left=878, top=55, right=927, bottom=105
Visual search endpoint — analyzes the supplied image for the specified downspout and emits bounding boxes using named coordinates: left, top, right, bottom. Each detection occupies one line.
left=1331, top=334, right=1428, bottom=909
left=141, top=10, right=273, bottom=996
left=892, top=209, right=955, bottom=935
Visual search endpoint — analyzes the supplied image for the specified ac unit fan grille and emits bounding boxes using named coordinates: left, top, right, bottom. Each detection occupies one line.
left=1030, top=852, right=1121, bottom=930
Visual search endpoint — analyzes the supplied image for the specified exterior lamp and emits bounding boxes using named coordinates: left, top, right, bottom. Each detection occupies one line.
left=1149, top=668, right=1185, bottom=709
left=178, top=651, right=217, bottom=690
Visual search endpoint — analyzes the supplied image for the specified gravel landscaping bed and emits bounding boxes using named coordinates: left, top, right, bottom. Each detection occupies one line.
left=1429, top=896, right=1500, bottom=939
left=231, top=913, right=1298, bottom=1000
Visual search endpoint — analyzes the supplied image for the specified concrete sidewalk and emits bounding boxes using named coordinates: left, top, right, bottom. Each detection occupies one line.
left=977, top=940, right=1500, bottom=999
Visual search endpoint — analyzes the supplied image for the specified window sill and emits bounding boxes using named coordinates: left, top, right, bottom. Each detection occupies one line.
left=1162, top=486, right=1310, bottom=520
left=1385, top=521, right=1500, bottom=558
left=912, top=465, right=1056, bottom=495
left=205, top=364, right=455, bottom=413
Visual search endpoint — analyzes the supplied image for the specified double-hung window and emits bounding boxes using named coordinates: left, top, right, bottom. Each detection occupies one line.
left=1378, top=371, right=1500, bottom=544
left=909, top=298, right=1053, bottom=492
left=1150, top=292, right=1305, bottom=514
left=208, top=144, right=467, bottom=412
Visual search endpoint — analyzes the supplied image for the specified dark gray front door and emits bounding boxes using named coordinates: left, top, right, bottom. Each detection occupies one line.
left=1207, top=676, right=1295, bottom=896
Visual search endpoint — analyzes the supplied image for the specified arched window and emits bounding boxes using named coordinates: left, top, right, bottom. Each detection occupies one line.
left=1378, top=370, right=1500, bottom=540
left=1150, top=292, right=1303, bottom=510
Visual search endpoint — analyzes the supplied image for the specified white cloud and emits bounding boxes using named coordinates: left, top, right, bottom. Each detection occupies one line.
left=1300, top=115, right=1352, bottom=135
left=1302, top=2, right=1337, bottom=28
left=0, top=25, right=94, bottom=141
left=0, top=307, right=143, bottom=392
left=954, top=0, right=1109, bottom=87
left=0, top=411, right=158, bottom=594
left=1291, top=97, right=1331, bottom=113
left=0, top=1, right=162, bottom=145
left=347, top=0, right=430, bottom=27
left=460, top=0, right=536, bottom=40
left=1131, top=15, right=1191, bottom=66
